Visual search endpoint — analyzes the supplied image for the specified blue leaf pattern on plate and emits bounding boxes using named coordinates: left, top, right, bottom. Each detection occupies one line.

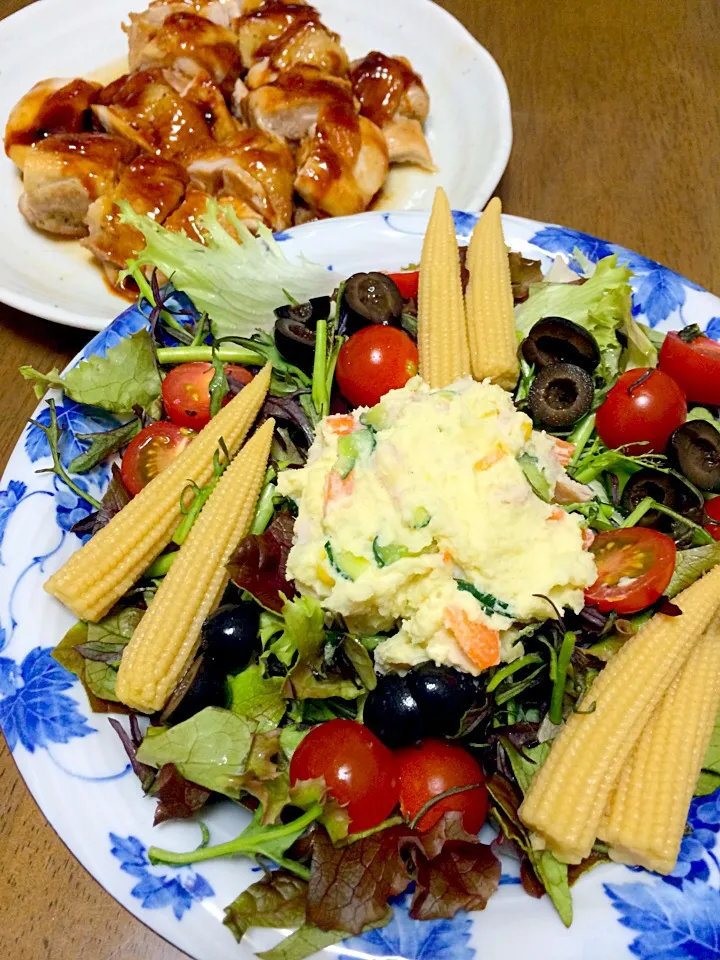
left=110, top=833, right=214, bottom=920
left=25, top=400, right=117, bottom=467
left=0, top=480, right=27, bottom=562
left=704, top=318, right=720, bottom=341
left=529, top=225, right=614, bottom=265
left=338, top=894, right=474, bottom=960
left=605, top=880, right=720, bottom=959
left=451, top=211, right=479, bottom=239
left=0, top=646, right=94, bottom=753
left=529, top=225, right=705, bottom=327
left=81, top=302, right=150, bottom=360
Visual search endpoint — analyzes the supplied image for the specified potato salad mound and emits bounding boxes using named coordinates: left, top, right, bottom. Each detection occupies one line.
left=277, top=377, right=597, bottom=676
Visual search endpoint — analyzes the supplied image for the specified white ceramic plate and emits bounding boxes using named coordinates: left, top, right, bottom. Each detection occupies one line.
left=3, top=210, right=720, bottom=960
left=0, top=0, right=512, bottom=331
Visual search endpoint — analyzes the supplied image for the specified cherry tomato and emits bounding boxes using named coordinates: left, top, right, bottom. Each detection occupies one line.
left=394, top=738, right=488, bottom=834
left=704, top=496, right=720, bottom=542
left=162, top=362, right=215, bottom=430
left=595, top=368, right=686, bottom=454
left=162, top=363, right=254, bottom=430
left=386, top=271, right=419, bottom=300
left=289, top=719, right=399, bottom=832
left=584, top=527, right=677, bottom=614
left=336, top=327, right=418, bottom=409
left=121, top=421, right=194, bottom=496
left=226, top=364, right=254, bottom=389
left=659, top=331, right=720, bottom=405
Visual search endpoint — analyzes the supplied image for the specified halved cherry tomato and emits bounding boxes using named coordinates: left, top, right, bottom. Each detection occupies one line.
left=659, top=331, right=720, bottom=405
left=386, top=270, right=419, bottom=300
left=289, top=719, right=399, bottom=832
left=162, top=362, right=254, bottom=430
left=336, top=326, right=418, bottom=409
left=121, top=421, right=194, bottom=496
left=584, top=527, right=677, bottom=614
left=395, top=738, right=488, bottom=834
left=162, top=362, right=215, bottom=430
left=704, top=496, right=720, bottom=542
left=595, top=368, right=686, bottom=454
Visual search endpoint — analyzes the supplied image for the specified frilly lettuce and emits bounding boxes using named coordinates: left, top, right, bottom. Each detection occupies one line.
left=21, top=329, right=161, bottom=414
left=515, top=254, right=657, bottom=382
left=118, top=201, right=335, bottom=340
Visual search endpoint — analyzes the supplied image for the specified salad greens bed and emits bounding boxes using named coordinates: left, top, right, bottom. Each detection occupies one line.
left=22, top=205, right=720, bottom=958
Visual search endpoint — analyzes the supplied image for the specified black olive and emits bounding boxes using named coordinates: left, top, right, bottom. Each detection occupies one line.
left=406, top=662, right=483, bottom=737
left=160, top=654, right=227, bottom=724
left=520, top=317, right=600, bottom=372
left=621, top=468, right=703, bottom=535
left=274, top=296, right=331, bottom=328
left=341, top=272, right=403, bottom=333
left=363, top=673, right=425, bottom=748
left=201, top=603, right=260, bottom=673
left=527, top=362, right=594, bottom=429
left=274, top=317, right=316, bottom=372
left=668, top=420, right=720, bottom=492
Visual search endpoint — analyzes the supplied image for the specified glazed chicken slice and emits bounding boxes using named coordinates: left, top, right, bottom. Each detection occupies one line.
left=82, top=155, right=188, bottom=283
left=4, top=78, right=101, bottom=170
left=350, top=52, right=434, bottom=170
left=129, top=11, right=242, bottom=96
left=93, top=70, right=213, bottom=159
left=184, top=128, right=295, bottom=230
left=165, top=184, right=263, bottom=239
left=163, top=66, right=240, bottom=142
left=245, top=66, right=352, bottom=141
left=244, top=21, right=348, bottom=89
left=295, top=100, right=389, bottom=217
left=18, top=133, right=136, bottom=237
left=235, top=1, right=345, bottom=79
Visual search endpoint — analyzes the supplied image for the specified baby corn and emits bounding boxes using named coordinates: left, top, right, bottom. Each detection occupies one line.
left=599, top=617, right=720, bottom=873
left=519, top=562, right=720, bottom=864
left=45, top=365, right=271, bottom=622
left=116, top=419, right=274, bottom=713
left=417, top=187, right=471, bottom=388
left=465, top=197, right=519, bottom=390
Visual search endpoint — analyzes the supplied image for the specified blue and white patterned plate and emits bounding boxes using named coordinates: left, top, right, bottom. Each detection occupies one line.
left=2, top=211, right=720, bottom=960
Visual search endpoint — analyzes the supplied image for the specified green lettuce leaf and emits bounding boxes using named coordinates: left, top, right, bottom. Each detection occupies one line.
left=136, top=707, right=255, bottom=797
left=503, top=743, right=572, bottom=925
left=51, top=622, right=88, bottom=680
left=687, top=406, right=720, bottom=426
left=119, top=201, right=334, bottom=340
left=282, top=595, right=326, bottom=661
left=256, top=926, right=348, bottom=960
left=87, top=607, right=144, bottom=645
left=228, top=665, right=286, bottom=732
left=515, top=254, right=656, bottom=382
left=284, top=661, right=364, bottom=701
left=21, top=329, right=161, bottom=414
left=666, top=543, right=720, bottom=598
left=224, top=872, right=308, bottom=944
left=279, top=725, right=308, bottom=761
left=504, top=741, right=550, bottom=795
left=533, top=850, right=572, bottom=927
left=84, top=659, right=122, bottom=701
left=57, top=608, right=144, bottom=704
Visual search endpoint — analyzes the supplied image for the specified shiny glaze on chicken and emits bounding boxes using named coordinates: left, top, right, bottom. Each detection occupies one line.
left=5, top=0, right=432, bottom=289
left=4, top=78, right=101, bottom=169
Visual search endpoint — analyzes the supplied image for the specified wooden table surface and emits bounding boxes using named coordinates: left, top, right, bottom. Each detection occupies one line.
left=2, top=0, right=720, bottom=957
